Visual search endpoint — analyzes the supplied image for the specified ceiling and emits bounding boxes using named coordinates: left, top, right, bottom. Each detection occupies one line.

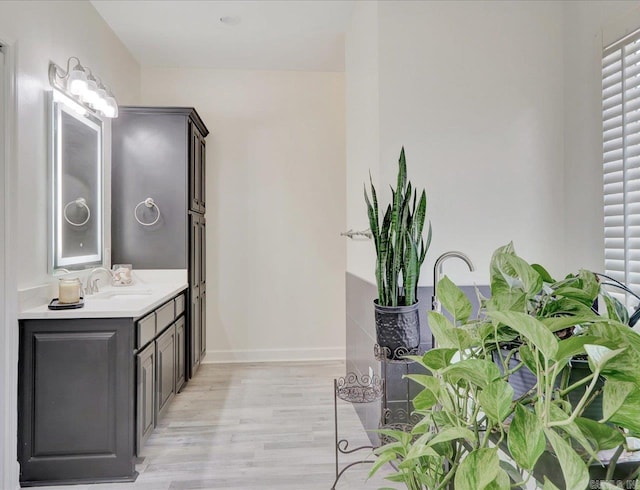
left=91, top=0, right=354, bottom=72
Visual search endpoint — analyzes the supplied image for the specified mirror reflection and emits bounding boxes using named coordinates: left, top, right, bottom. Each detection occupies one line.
left=50, top=90, right=103, bottom=271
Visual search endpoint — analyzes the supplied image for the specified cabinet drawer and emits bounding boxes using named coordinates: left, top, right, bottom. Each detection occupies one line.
left=137, top=313, right=156, bottom=349
left=175, top=294, right=185, bottom=316
left=156, top=301, right=175, bottom=333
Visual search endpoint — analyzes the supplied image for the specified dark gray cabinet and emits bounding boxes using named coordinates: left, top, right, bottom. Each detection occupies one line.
left=175, top=317, right=186, bottom=392
left=156, top=325, right=176, bottom=420
left=189, top=212, right=206, bottom=376
left=18, top=291, right=188, bottom=486
left=18, top=318, right=136, bottom=486
left=190, top=121, right=206, bottom=213
left=134, top=291, right=186, bottom=454
left=136, top=342, right=155, bottom=453
left=112, top=107, right=209, bottom=384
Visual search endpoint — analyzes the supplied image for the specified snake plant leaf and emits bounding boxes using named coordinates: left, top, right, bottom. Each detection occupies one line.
left=507, top=405, right=545, bottom=470
left=414, top=190, right=427, bottom=242
left=488, top=311, right=559, bottom=360
left=436, top=275, right=473, bottom=325
left=453, top=447, right=500, bottom=490
left=478, top=379, right=514, bottom=423
left=544, top=428, right=590, bottom=490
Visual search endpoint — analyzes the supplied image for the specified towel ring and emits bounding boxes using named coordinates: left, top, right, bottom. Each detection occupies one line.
left=134, top=198, right=161, bottom=226
left=63, top=198, right=91, bottom=227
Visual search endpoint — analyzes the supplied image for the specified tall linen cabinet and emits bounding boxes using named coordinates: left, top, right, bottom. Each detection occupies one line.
left=111, top=106, right=209, bottom=379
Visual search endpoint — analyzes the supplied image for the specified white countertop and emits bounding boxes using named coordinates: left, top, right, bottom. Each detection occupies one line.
left=18, top=270, right=188, bottom=320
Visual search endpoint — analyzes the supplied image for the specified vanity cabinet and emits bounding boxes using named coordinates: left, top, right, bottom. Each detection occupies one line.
left=18, top=289, right=187, bottom=486
left=156, top=324, right=176, bottom=420
left=136, top=342, right=155, bottom=453
left=18, top=318, right=136, bottom=486
left=112, top=107, right=209, bottom=383
left=133, top=291, right=186, bottom=454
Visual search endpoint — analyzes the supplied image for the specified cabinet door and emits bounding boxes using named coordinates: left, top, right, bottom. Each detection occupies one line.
left=190, top=213, right=201, bottom=293
left=155, top=325, right=176, bottom=421
left=189, top=124, right=204, bottom=213
left=175, top=317, right=186, bottom=392
left=136, top=342, right=155, bottom=454
left=199, top=217, right=206, bottom=289
left=18, top=318, right=135, bottom=484
left=199, top=136, right=206, bottom=213
left=200, top=290, right=207, bottom=360
left=190, top=292, right=201, bottom=376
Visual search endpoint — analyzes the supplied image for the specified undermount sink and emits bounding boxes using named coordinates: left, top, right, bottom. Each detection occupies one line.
left=91, top=289, right=153, bottom=300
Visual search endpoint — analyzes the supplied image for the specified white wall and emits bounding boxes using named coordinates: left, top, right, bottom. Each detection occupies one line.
left=346, top=0, right=567, bottom=284
left=345, top=1, right=380, bottom=284
left=141, top=67, right=346, bottom=362
left=0, top=1, right=140, bottom=487
left=0, top=0, right=140, bottom=290
left=563, top=1, right=640, bottom=274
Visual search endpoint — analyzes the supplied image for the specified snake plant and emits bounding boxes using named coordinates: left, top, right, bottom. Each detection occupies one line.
left=364, top=147, right=432, bottom=307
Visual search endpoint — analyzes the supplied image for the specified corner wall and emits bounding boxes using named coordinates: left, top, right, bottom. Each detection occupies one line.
left=375, top=0, right=566, bottom=283
left=0, top=2, right=140, bottom=487
left=141, top=67, right=347, bottom=362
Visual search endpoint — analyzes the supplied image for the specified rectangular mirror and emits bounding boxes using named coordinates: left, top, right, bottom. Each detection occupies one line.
left=50, top=90, right=104, bottom=271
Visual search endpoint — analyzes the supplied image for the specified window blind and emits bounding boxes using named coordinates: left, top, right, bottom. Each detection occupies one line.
left=604, top=30, right=640, bottom=306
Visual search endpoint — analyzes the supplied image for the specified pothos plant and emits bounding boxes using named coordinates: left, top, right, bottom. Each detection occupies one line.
left=364, top=147, right=432, bottom=307
left=370, top=243, right=640, bottom=490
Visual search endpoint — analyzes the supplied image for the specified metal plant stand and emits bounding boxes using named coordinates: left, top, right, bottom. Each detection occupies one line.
left=331, top=345, right=426, bottom=488
left=331, top=373, right=384, bottom=490
left=374, top=344, right=423, bottom=444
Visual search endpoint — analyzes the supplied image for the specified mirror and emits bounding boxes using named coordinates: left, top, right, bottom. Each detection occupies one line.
left=50, top=90, right=103, bottom=271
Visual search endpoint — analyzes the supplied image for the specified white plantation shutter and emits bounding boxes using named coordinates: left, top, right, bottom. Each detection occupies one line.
left=604, top=31, right=640, bottom=306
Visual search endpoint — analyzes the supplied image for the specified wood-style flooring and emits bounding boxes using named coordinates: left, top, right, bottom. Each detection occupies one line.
left=35, top=361, right=397, bottom=490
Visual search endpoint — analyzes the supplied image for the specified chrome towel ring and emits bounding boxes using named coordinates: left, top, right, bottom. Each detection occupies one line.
left=134, top=197, right=161, bottom=226
left=63, top=198, right=91, bottom=227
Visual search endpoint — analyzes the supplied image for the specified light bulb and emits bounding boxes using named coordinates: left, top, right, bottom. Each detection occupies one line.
left=102, top=96, right=118, bottom=118
left=67, top=61, right=88, bottom=96
left=81, top=77, right=99, bottom=106
left=94, top=86, right=108, bottom=112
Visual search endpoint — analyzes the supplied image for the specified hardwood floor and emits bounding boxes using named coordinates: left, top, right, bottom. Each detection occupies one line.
left=34, top=361, right=397, bottom=490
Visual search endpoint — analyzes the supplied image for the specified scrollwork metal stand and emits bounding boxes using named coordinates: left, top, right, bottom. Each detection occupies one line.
left=331, top=373, right=383, bottom=490
left=330, top=345, right=425, bottom=489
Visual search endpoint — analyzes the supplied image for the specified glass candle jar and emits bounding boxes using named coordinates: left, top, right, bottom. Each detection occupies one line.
left=58, top=277, right=81, bottom=304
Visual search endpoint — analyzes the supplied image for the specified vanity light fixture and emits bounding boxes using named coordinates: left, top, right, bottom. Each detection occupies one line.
left=49, top=56, right=118, bottom=119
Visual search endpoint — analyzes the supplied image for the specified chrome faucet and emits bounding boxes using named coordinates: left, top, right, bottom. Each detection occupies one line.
left=432, top=251, right=475, bottom=312
left=85, top=267, right=112, bottom=295
left=431, top=251, right=475, bottom=348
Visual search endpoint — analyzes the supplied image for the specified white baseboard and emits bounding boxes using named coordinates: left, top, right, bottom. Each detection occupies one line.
left=201, top=347, right=346, bottom=364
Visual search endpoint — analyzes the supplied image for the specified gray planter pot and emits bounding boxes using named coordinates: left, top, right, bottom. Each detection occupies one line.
left=374, top=299, right=420, bottom=360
